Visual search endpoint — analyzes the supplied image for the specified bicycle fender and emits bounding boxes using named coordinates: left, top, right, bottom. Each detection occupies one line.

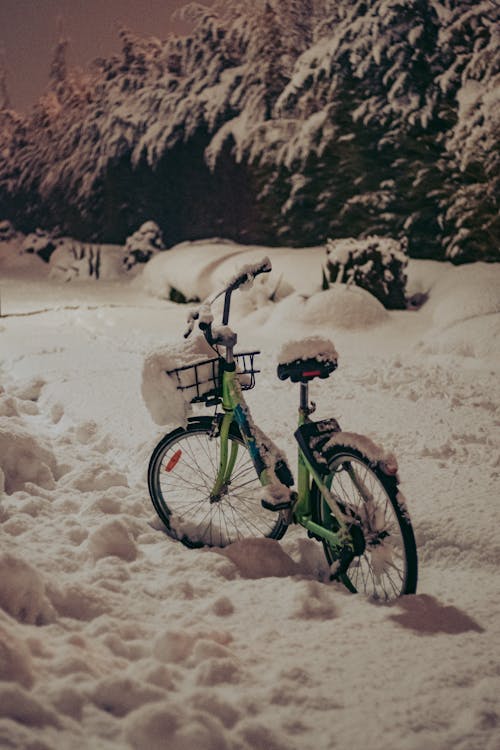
left=320, top=431, right=399, bottom=476
left=294, top=418, right=342, bottom=476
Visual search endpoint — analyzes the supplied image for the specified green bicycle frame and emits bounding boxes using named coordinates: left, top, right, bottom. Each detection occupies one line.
left=211, top=361, right=354, bottom=563
left=293, top=407, right=354, bottom=559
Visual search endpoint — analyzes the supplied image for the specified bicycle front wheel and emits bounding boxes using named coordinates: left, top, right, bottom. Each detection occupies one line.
left=313, top=446, right=417, bottom=600
left=148, top=417, right=287, bottom=548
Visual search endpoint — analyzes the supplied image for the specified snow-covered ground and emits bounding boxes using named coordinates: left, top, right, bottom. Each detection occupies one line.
left=1, top=239, right=500, bottom=750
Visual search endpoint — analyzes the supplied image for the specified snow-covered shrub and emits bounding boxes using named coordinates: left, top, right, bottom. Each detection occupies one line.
left=21, top=229, right=57, bottom=263
left=123, top=221, right=166, bottom=270
left=326, top=237, right=408, bottom=310
left=0, top=219, right=17, bottom=242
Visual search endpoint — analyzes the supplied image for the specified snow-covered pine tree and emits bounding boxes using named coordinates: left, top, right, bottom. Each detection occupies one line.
left=436, top=0, right=499, bottom=261
left=0, top=46, right=28, bottom=226
left=0, top=0, right=497, bottom=258
left=49, top=19, right=69, bottom=96
left=257, top=0, right=448, bottom=252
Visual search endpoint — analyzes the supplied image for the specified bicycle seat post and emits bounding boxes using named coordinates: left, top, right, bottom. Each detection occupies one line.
left=299, top=381, right=308, bottom=413
left=225, top=340, right=235, bottom=365
left=299, top=380, right=316, bottom=418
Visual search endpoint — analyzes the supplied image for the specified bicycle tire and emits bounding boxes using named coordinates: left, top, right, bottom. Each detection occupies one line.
left=148, top=417, right=287, bottom=548
left=312, top=446, right=417, bottom=600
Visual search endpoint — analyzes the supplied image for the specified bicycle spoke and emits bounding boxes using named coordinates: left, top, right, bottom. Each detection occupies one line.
left=150, top=426, right=283, bottom=547
left=319, top=452, right=414, bottom=600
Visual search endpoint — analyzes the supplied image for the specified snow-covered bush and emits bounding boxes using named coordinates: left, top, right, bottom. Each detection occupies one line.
left=0, top=219, right=17, bottom=242
left=123, top=221, right=166, bottom=270
left=21, top=229, right=57, bottom=263
left=326, top=237, right=408, bottom=310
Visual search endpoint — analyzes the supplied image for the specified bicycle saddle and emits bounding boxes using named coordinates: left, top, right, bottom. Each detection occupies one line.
left=277, top=356, right=337, bottom=383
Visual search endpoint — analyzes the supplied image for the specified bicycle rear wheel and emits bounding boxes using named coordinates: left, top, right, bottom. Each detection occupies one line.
left=148, top=417, right=287, bottom=548
left=313, top=446, right=417, bottom=600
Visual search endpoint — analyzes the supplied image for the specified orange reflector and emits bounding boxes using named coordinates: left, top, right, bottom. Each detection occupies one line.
left=165, top=449, right=182, bottom=472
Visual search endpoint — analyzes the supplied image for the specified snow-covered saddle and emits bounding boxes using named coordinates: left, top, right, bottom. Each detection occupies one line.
left=277, top=336, right=338, bottom=383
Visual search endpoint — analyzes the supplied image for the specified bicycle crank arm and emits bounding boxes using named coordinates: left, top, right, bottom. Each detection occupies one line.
left=300, top=516, right=353, bottom=555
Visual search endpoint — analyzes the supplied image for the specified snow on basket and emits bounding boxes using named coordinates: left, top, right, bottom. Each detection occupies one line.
left=141, top=335, right=258, bottom=427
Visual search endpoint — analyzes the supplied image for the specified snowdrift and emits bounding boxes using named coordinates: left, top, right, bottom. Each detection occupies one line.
left=1, top=238, right=499, bottom=750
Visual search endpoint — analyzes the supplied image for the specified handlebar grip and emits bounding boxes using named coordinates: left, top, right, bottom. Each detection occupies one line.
left=230, top=257, right=272, bottom=292
left=254, top=257, right=272, bottom=276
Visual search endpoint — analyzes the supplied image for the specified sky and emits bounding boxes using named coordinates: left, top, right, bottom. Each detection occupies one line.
left=0, top=0, right=212, bottom=112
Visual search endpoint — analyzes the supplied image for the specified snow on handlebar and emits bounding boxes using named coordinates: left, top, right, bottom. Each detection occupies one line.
left=183, top=257, right=272, bottom=339
left=183, top=303, right=213, bottom=339
left=225, top=256, right=272, bottom=292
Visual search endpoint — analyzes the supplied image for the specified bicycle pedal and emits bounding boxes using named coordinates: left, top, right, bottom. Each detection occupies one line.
left=307, top=530, right=323, bottom=542
left=261, top=498, right=293, bottom=512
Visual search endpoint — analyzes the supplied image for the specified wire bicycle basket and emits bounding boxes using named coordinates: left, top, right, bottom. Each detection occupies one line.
left=165, top=351, right=260, bottom=404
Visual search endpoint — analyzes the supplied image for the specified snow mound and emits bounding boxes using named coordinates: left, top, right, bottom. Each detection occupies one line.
left=49, top=240, right=128, bottom=281
left=90, top=676, right=165, bottom=717
left=0, top=238, right=49, bottom=277
left=431, top=263, right=500, bottom=329
left=139, top=240, right=313, bottom=303
left=270, top=286, right=388, bottom=330
left=140, top=244, right=208, bottom=301
left=304, top=286, right=389, bottom=328
left=10, top=377, right=45, bottom=402
left=0, top=419, right=57, bottom=494
left=220, top=538, right=300, bottom=579
left=419, top=263, right=500, bottom=358
left=422, top=314, right=500, bottom=359
left=141, top=334, right=217, bottom=427
left=47, top=581, right=116, bottom=621
left=0, top=553, right=54, bottom=625
left=0, top=683, right=60, bottom=727
left=87, top=518, right=138, bottom=562
left=0, top=621, right=35, bottom=688
left=125, top=701, right=229, bottom=750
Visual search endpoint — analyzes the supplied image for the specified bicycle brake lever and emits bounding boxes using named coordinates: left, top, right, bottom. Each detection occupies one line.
left=184, top=309, right=199, bottom=338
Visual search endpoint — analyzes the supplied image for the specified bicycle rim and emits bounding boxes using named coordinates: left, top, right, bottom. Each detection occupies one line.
left=316, top=451, right=417, bottom=600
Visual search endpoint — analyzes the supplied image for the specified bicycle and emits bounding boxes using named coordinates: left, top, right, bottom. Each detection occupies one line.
left=147, top=258, right=418, bottom=600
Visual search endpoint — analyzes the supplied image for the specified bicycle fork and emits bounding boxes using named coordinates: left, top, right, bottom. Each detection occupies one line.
left=209, top=411, right=239, bottom=502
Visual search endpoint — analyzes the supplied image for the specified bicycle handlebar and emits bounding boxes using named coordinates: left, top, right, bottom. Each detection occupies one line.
left=225, top=257, right=272, bottom=293
left=184, top=257, right=272, bottom=341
